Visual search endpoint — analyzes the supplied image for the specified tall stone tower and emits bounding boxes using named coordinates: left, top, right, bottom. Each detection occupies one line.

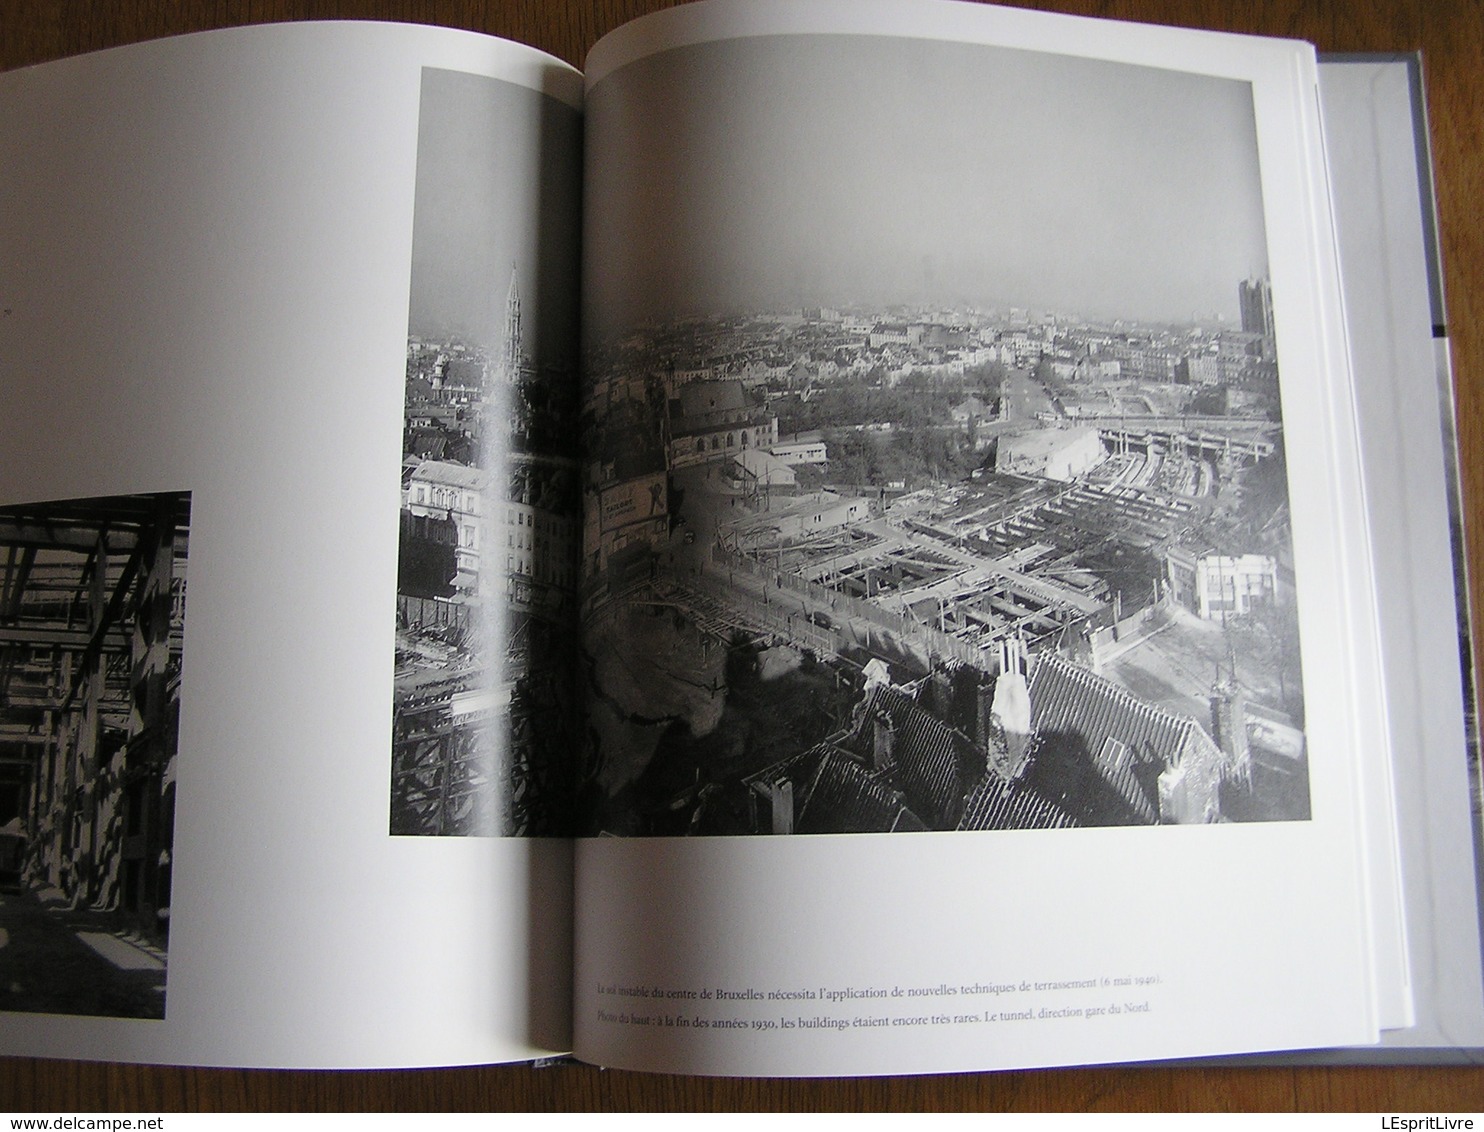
left=1238, top=274, right=1274, bottom=338
left=500, top=264, right=523, bottom=384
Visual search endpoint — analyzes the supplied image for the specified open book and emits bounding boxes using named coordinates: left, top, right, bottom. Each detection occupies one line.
left=0, top=0, right=1478, bottom=1076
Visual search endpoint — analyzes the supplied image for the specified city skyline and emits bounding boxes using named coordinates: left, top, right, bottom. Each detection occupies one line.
left=407, top=67, right=581, bottom=365
left=585, top=34, right=1270, bottom=343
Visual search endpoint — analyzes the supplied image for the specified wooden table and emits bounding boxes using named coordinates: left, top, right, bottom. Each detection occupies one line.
left=2, top=0, right=1482, bottom=1112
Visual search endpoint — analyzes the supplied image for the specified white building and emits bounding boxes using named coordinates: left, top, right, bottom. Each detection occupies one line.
left=1166, top=549, right=1279, bottom=620
left=405, top=460, right=484, bottom=581
left=771, top=432, right=828, bottom=465
left=501, top=461, right=581, bottom=599
left=724, top=490, right=870, bottom=551
left=996, top=427, right=1106, bottom=481
left=734, top=448, right=797, bottom=494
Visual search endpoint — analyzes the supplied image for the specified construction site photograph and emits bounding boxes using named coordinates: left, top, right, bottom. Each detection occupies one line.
left=575, top=304, right=1306, bottom=838
left=576, top=31, right=1306, bottom=837
left=0, top=490, right=188, bottom=1017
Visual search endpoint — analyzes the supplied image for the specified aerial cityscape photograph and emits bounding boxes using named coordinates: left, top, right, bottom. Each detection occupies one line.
left=389, top=67, right=582, bottom=838
left=387, top=37, right=1316, bottom=840
left=576, top=34, right=1308, bottom=836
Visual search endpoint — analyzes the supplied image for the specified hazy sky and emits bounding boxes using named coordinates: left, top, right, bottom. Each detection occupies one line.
left=408, top=68, right=581, bottom=362
left=585, top=34, right=1269, bottom=341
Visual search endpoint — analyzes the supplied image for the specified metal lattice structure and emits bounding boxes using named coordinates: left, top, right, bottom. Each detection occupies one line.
left=0, top=492, right=189, bottom=940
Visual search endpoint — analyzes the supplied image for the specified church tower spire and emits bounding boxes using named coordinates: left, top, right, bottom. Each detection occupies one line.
left=501, top=264, right=523, bottom=383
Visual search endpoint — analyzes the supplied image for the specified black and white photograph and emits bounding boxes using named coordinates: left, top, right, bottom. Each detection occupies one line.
left=0, top=491, right=189, bottom=1018
left=577, top=35, right=1309, bottom=836
left=390, top=67, right=583, bottom=837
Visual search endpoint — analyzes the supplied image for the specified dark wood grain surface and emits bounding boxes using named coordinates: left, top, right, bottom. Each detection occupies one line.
left=3, top=0, right=1482, bottom=1112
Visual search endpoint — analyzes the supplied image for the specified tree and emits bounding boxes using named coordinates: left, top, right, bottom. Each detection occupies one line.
left=1224, top=599, right=1303, bottom=721
left=1189, top=384, right=1228, bottom=416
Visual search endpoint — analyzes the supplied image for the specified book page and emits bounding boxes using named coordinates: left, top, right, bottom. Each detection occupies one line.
left=572, top=0, right=1388, bottom=1075
left=0, top=22, right=581, bottom=1068
left=1313, top=56, right=1484, bottom=1057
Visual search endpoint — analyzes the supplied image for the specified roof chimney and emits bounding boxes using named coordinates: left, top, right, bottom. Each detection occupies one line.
left=768, top=778, right=795, bottom=835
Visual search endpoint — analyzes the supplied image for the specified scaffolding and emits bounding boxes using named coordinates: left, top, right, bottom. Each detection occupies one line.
left=0, top=492, right=189, bottom=943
